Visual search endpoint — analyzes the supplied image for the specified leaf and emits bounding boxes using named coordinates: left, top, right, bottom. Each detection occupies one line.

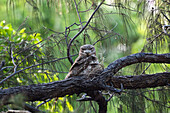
left=13, top=36, right=21, bottom=43
left=17, top=77, right=22, bottom=83
left=28, top=35, right=34, bottom=41
left=0, top=20, right=5, bottom=27
left=66, top=100, right=74, bottom=112
left=19, top=28, right=26, bottom=34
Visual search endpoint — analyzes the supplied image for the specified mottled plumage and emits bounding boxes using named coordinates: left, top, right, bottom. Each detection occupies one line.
left=65, top=44, right=103, bottom=79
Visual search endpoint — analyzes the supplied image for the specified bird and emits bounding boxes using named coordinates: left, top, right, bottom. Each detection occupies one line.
left=65, top=44, right=103, bottom=79
left=54, top=44, right=103, bottom=103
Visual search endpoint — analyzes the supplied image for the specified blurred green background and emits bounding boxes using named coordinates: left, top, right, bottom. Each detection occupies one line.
left=0, top=0, right=169, bottom=113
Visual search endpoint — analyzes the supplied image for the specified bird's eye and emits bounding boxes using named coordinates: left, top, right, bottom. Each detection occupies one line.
left=81, top=48, right=85, bottom=51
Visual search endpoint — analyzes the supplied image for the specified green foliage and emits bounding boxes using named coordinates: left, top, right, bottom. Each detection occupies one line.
left=0, top=20, right=74, bottom=112
left=0, top=0, right=169, bottom=113
left=0, top=20, right=45, bottom=86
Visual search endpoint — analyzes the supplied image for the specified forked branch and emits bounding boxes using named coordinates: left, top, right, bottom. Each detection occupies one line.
left=0, top=53, right=169, bottom=105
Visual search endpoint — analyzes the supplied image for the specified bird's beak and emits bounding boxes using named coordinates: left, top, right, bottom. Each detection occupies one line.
left=84, top=50, right=91, bottom=55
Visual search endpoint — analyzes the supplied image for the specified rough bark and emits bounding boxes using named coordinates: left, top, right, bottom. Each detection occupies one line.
left=87, top=91, right=108, bottom=113
left=111, top=72, right=170, bottom=89
left=0, top=53, right=170, bottom=112
left=0, top=72, right=169, bottom=103
left=105, top=53, right=170, bottom=74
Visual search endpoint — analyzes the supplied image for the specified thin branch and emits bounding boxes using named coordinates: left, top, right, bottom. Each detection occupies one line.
left=74, top=0, right=83, bottom=27
left=65, top=27, right=69, bottom=46
left=11, top=17, right=28, bottom=39
left=36, top=99, right=52, bottom=109
left=162, top=25, right=170, bottom=37
left=64, top=22, right=87, bottom=46
left=161, top=11, right=170, bottom=23
left=141, top=63, right=151, bottom=74
left=17, top=43, right=45, bottom=67
left=0, top=61, right=5, bottom=71
left=90, top=101, right=97, bottom=113
left=79, top=5, right=93, bottom=13
left=106, top=93, right=114, bottom=102
left=0, top=66, right=13, bottom=72
left=24, top=103, right=45, bottom=113
left=67, top=0, right=105, bottom=64
left=15, top=34, right=52, bottom=57
left=0, top=54, right=77, bottom=85
left=103, top=3, right=138, bottom=12
left=10, top=48, right=17, bottom=73
left=93, top=33, right=121, bottom=45
left=43, top=26, right=65, bottom=34
left=141, top=94, right=169, bottom=108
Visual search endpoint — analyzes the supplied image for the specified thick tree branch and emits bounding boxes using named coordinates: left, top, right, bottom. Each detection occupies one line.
left=0, top=72, right=169, bottom=105
left=111, top=72, right=170, bottom=89
left=0, top=53, right=169, bottom=106
left=105, top=53, right=170, bottom=74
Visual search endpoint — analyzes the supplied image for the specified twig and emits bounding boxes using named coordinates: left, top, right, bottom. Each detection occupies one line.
left=93, top=33, right=121, bottom=45
left=0, top=66, right=13, bottom=72
left=11, top=17, right=28, bottom=39
left=15, top=39, right=44, bottom=57
left=103, top=3, right=138, bottom=12
left=43, top=26, right=65, bottom=34
left=141, top=64, right=151, bottom=74
left=64, top=22, right=86, bottom=46
left=36, top=99, right=52, bottom=109
left=141, top=94, right=169, bottom=108
left=141, top=32, right=164, bottom=52
left=24, top=103, right=45, bottom=113
left=10, top=48, right=17, bottom=73
left=79, top=4, right=93, bottom=13
left=74, top=0, right=83, bottom=27
left=15, top=33, right=54, bottom=58
left=0, top=61, right=5, bottom=70
left=17, top=43, right=45, bottom=66
left=0, top=54, right=77, bottom=85
left=65, top=27, right=70, bottom=46
left=106, top=93, right=114, bottom=102
left=162, top=25, right=170, bottom=37
left=67, top=0, right=105, bottom=64
left=67, top=22, right=86, bottom=28
left=127, top=88, right=169, bottom=97
left=161, top=11, right=170, bottom=23
left=44, top=72, right=51, bottom=82
left=90, top=101, right=97, bottom=113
